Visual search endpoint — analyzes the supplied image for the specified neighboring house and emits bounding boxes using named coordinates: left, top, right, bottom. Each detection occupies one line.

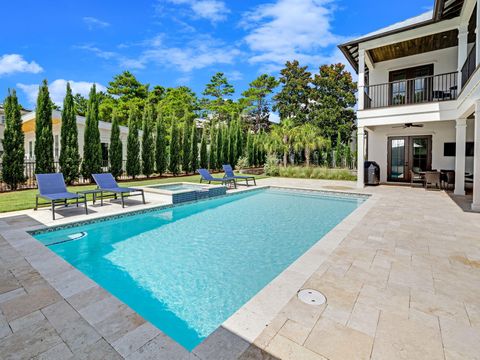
left=21, top=110, right=132, bottom=164
left=0, top=105, right=31, bottom=156
left=339, top=0, right=480, bottom=210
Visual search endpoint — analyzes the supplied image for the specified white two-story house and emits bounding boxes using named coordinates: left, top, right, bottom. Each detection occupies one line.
left=340, top=0, right=480, bottom=210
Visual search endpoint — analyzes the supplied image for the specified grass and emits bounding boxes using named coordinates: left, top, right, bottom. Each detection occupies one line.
left=0, top=173, right=268, bottom=213
left=276, top=166, right=357, bottom=181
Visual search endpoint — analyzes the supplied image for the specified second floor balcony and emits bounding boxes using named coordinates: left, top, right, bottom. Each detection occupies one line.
left=364, top=72, right=458, bottom=109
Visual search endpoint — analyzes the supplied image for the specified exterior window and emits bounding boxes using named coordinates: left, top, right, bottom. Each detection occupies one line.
left=0, top=115, right=5, bottom=124
left=29, top=141, right=33, bottom=159
left=54, top=135, right=59, bottom=158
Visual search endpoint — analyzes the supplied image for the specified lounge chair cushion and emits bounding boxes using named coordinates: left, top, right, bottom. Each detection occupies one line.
left=39, top=192, right=82, bottom=201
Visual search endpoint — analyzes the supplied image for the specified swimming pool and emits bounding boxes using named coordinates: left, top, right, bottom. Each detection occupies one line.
left=33, top=187, right=366, bottom=350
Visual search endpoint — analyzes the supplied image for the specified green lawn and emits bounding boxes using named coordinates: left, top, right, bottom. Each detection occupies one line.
left=0, top=173, right=268, bottom=213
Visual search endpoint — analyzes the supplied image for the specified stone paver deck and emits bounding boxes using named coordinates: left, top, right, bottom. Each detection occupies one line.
left=0, top=178, right=479, bottom=359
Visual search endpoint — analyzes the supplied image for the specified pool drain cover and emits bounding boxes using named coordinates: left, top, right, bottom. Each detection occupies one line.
left=297, top=289, right=326, bottom=306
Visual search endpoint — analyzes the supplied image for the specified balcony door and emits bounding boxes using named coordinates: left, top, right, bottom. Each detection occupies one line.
left=389, top=64, right=434, bottom=105
left=387, top=136, right=432, bottom=182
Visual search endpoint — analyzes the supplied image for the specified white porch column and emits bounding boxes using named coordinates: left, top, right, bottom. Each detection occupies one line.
left=454, top=118, right=467, bottom=195
left=358, top=48, right=365, bottom=111
left=458, top=24, right=469, bottom=90
left=472, top=101, right=480, bottom=210
left=477, top=1, right=480, bottom=66
left=357, top=126, right=365, bottom=188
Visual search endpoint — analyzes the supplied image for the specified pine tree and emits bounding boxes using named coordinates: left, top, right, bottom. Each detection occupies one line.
left=59, top=83, right=80, bottom=184
left=2, top=89, right=25, bottom=189
left=215, top=126, right=223, bottom=169
left=109, top=111, right=123, bottom=179
left=81, top=84, right=102, bottom=179
left=181, top=119, right=192, bottom=173
left=141, top=105, right=155, bottom=177
left=35, top=80, right=54, bottom=174
left=155, top=114, right=167, bottom=176
left=126, top=106, right=141, bottom=178
left=199, top=127, right=208, bottom=169
left=209, top=126, right=216, bottom=170
left=169, top=120, right=181, bottom=175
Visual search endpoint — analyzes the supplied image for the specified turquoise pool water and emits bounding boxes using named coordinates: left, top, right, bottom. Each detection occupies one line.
left=34, top=188, right=365, bottom=350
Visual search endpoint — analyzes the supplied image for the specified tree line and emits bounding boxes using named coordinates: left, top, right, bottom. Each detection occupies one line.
left=1, top=60, right=356, bottom=190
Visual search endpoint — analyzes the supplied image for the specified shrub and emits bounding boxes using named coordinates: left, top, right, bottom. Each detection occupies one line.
left=276, top=166, right=356, bottom=181
left=264, top=155, right=280, bottom=176
left=236, top=156, right=249, bottom=170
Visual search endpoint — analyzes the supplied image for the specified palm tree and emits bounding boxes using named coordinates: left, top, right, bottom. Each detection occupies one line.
left=293, top=123, right=326, bottom=166
left=268, top=119, right=295, bottom=167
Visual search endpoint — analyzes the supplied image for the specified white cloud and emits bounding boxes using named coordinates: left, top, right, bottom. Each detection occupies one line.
left=227, top=70, right=243, bottom=81
left=83, top=16, right=110, bottom=30
left=242, top=0, right=343, bottom=71
left=165, top=0, right=229, bottom=22
left=81, top=34, right=241, bottom=73
left=141, top=35, right=241, bottom=72
left=17, top=79, right=106, bottom=106
left=0, top=54, right=43, bottom=76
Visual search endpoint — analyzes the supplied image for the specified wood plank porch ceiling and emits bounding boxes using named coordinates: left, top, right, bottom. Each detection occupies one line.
left=369, top=29, right=459, bottom=63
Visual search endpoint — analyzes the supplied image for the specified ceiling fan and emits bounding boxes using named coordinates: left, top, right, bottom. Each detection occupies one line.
left=392, top=123, right=424, bottom=129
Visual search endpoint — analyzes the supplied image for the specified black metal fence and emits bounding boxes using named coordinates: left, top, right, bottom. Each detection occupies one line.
left=364, top=72, right=458, bottom=109
left=461, top=44, right=476, bottom=87
left=0, top=160, right=141, bottom=192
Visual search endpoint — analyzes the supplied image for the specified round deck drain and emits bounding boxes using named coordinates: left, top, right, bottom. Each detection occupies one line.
left=298, top=289, right=326, bottom=306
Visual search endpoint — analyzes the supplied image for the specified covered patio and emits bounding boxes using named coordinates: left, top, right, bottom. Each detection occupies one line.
left=356, top=101, right=480, bottom=211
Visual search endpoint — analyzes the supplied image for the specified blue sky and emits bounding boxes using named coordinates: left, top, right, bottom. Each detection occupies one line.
left=1, top=0, right=433, bottom=108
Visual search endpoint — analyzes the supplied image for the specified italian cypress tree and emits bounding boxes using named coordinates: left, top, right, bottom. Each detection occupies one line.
left=335, top=131, right=343, bottom=168
left=59, top=83, right=80, bottom=184
left=81, top=84, right=102, bottom=179
left=215, top=126, right=223, bottom=169
left=190, top=122, right=199, bottom=172
left=235, top=122, right=243, bottom=164
left=199, top=127, right=208, bottom=169
left=126, top=106, right=141, bottom=178
left=169, top=120, right=181, bottom=175
left=181, top=119, right=192, bottom=173
left=35, top=80, right=54, bottom=174
left=155, top=114, right=167, bottom=175
left=246, top=132, right=254, bottom=166
left=345, top=143, right=353, bottom=169
left=2, top=89, right=25, bottom=189
left=326, top=138, right=333, bottom=168
left=228, top=122, right=236, bottom=167
left=209, top=126, right=216, bottom=170
left=142, top=105, right=155, bottom=177
left=109, top=111, right=123, bottom=179
left=222, top=125, right=229, bottom=166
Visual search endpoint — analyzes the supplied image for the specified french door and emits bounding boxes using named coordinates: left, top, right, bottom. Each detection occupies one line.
left=387, top=136, right=432, bottom=182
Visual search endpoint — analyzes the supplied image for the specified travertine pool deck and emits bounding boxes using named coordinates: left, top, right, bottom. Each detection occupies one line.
left=1, top=178, right=479, bottom=359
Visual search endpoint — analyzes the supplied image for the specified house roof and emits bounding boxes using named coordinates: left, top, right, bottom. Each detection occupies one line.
left=339, top=0, right=465, bottom=72
left=21, top=110, right=133, bottom=135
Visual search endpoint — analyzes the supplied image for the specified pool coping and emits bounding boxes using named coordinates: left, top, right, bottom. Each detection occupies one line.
left=1, top=184, right=374, bottom=358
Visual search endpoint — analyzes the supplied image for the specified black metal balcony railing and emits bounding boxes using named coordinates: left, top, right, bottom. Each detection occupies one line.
left=364, top=72, right=458, bottom=109
left=461, top=44, right=476, bottom=87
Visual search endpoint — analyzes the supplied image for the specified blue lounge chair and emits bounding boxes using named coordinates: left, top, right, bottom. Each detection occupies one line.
left=92, top=173, right=145, bottom=208
left=223, top=164, right=256, bottom=186
left=197, top=169, right=236, bottom=188
left=35, top=173, right=88, bottom=220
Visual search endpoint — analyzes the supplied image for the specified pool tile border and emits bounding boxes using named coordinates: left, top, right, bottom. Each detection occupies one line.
left=3, top=184, right=373, bottom=358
